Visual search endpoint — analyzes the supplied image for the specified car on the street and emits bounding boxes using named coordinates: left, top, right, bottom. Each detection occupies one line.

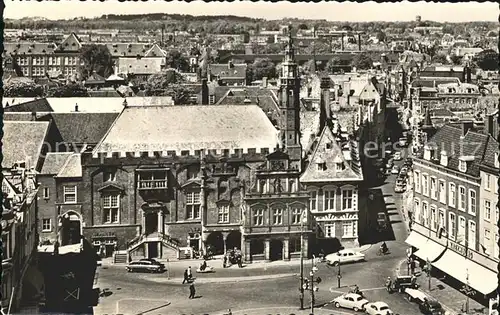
left=385, top=160, right=394, bottom=169
left=399, top=168, right=408, bottom=177
left=394, top=182, right=406, bottom=193
left=139, top=258, right=166, bottom=269
left=391, top=165, right=399, bottom=174
left=325, top=249, right=365, bottom=266
left=126, top=260, right=165, bottom=273
left=364, top=301, right=394, bottom=315
left=418, top=298, right=445, bottom=315
left=405, top=288, right=428, bottom=303
left=332, top=293, right=369, bottom=312
left=377, top=212, right=388, bottom=231
left=399, top=137, right=408, bottom=147
left=393, top=152, right=402, bottom=161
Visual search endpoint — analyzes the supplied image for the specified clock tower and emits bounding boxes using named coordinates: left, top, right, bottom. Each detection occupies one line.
left=278, top=27, right=302, bottom=170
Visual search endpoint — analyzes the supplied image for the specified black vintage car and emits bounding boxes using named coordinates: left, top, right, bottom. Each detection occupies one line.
left=387, top=275, right=419, bottom=293
left=419, top=299, right=444, bottom=315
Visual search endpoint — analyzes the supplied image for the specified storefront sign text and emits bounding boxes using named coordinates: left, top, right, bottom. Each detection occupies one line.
left=449, top=242, right=473, bottom=259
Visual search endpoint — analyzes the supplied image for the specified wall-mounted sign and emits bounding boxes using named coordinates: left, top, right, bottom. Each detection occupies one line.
left=92, top=232, right=117, bottom=239
left=449, top=241, right=473, bottom=260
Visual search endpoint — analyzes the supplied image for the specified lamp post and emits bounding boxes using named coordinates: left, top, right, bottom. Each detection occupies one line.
left=425, top=257, right=432, bottom=291
left=299, top=210, right=306, bottom=310
left=337, top=262, right=341, bottom=288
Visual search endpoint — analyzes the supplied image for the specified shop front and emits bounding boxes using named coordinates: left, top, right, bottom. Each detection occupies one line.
left=91, top=232, right=118, bottom=258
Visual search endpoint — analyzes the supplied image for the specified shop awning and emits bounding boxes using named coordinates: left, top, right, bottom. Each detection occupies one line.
left=414, top=239, right=446, bottom=262
left=432, top=249, right=498, bottom=295
left=405, top=231, right=429, bottom=249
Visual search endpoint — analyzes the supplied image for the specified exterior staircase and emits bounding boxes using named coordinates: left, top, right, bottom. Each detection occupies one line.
left=127, top=232, right=181, bottom=260
left=113, top=251, right=128, bottom=264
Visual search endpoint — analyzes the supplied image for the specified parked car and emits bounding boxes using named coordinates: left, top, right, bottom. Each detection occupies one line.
left=405, top=288, right=428, bottom=303
left=139, top=258, right=166, bottom=269
left=419, top=298, right=445, bottom=315
left=399, top=168, right=408, bottom=177
left=393, top=152, right=402, bottom=161
left=387, top=275, right=419, bottom=293
left=126, top=260, right=165, bottom=273
left=332, top=293, right=369, bottom=312
left=391, top=165, right=399, bottom=174
left=365, top=301, right=394, bottom=315
left=325, top=249, right=365, bottom=266
left=394, top=182, right=406, bottom=193
left=399, top=137, right=408, bottom=147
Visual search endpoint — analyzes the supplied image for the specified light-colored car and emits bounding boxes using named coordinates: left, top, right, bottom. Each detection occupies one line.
left=394, top=183, right=406, bottom=193
left=332, top=293, right=369, bottom=312
left=391, top=165, right=399, bottom=174
left=325, top=249, right=365, bottom=266
left=365, top=301, right=394, bottom=315
left=126, top=260, right=165, bottom=273
left=393, top=152, right=402, bottom=161
left=405, top=288, right=428, bottom=303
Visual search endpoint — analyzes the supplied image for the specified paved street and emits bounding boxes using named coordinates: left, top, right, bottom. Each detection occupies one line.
left=94, top=162, right=427, bottom=315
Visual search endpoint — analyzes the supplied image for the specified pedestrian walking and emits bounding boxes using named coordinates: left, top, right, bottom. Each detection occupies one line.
left=182, top=269, right=188, bottom=284
left=223, top=255, right=227, bottom=268
left=189, top=282, right=196, bottom=299
left=187, top=266, right=192, bottom=280
left=237, top=256, right=242, bottom=268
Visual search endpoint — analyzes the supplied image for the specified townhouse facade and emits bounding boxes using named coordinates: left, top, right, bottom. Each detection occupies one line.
left=408, top=122, right=499, bottom=306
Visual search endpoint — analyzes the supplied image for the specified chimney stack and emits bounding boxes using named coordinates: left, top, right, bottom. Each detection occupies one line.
left=320, top=77, right=332, bottom=131
left=461, top=120, right=474, bottom=137
left=201, top=78, right=209, bottom=105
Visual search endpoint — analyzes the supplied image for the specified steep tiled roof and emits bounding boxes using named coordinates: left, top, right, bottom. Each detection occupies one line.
left=89, top=90, right=122, bottom=98
left=56, top=33, right=82, bottom=52
left=4, top=98, right=53, bottom=112
left=3, top=121, right=50, bottom=169
left=300, top=126, right=363, bottom=183
left=94, top=105, right=279, bottom=153
left=480, top=134, right=498, bottom=170
left=300, top=111, right=321, bottom=154
left=99, top=43, right=158, bottom=58
left=144, top=44, right=167, bottom=58
left=4, top=42, right=57, bottom=55
left=4, top=112, right=51, bottom=121
left=118, top=57, right=164, bottom=75
left=41, top=152, right=73, bottom=175
left=44, top=112, right=119, bottom=144
left=56, top=154, right=82, bottom=178
left=420, top=124, right=491, bottom=177
left=412, top=77, right=461, bottom=88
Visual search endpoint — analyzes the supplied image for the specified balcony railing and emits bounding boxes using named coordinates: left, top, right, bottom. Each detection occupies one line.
left=138, top=180, right=168, bottom=190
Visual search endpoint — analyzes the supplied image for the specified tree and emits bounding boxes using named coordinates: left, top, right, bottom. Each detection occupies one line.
left=144, top=69, right=184, bottom=96
left=352, top=53, right=373, bottom=70
left=450, top=55, right=462, bottom=65
left=3, top=81, right=44, bottom=97
left=475, top=49, right=499, bottom=71
left=166, top=85, right=195, bottom=105
left=298, top=23, right=309, bottom=30
left=249, top=58, right=276, bottom=81
left=431, top=53, right=448, bottom=64
left=46, top=84, right=89, bottom=97
left=166, top=50, right=190, bottom=72
left=376, top=31, right=387, bottom=43
left=79, top=44, right=114, bottom=80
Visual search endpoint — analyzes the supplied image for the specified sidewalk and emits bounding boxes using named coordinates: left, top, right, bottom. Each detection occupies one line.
left=395, top=260, right=487, bottom=315
left=213, top=306, right=353, bottom=315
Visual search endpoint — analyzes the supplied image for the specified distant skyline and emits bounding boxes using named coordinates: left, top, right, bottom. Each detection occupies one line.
left=4, top=1, right=498, bottom=22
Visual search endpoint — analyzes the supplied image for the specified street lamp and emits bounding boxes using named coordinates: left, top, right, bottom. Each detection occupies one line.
left=299, top=210, right=307, bottom=310
left=337, top=262, right=341, bottom=288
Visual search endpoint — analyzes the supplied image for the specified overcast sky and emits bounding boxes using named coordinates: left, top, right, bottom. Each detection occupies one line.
left=4, top=1, right=498, bottom=22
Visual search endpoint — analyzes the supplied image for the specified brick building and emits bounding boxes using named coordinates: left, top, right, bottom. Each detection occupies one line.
left=407, top=121, right=499, bottom=306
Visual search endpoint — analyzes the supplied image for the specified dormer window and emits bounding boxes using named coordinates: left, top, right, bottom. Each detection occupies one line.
left=326, top=142, right=332, bottom=149
left=459, top=160, right=466, bottom=172
left=440, top=151, right=448, bottom=167
left=317, top=162, right=327, bottom=171
left=336, top=163, right=344, bottom=171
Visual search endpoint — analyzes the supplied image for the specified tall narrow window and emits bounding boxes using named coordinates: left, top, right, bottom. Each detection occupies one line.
left=449, top=213, right=456, bottom=240
left=309, top=190, right=317, bottom=211
left=186, top=191, right=201, bottom=219
left=458, top=186, right=466, bottom=210
left=468, top=221, right=476, bottom=250
left=103, top=194, right=119, bottom=224
left=468, top=190, right=476, bottom=215
left=414, top=199, right=420, bottom=224
left=217, top=205, right=229, bottom=223
left=43, top=187, right=50, bottom=199
left=458, top=216, right=466, bottom=245
left=438, top=180, right=446, bottom=204
left=485, top=200, right=491, bottom=221
left=104, top=171, right=116, bottom=182
left=341, top=189, right=353, bottom=210
left=253, top=209, right=264, bottom=226
left=438, top=209, right=445, bottom=229
left=430, top=177, right=437, bottom=200
left=273, top=208, right=283, bottom=225
left=292, top=208, right=302, bottom=225
left=449, top=183, right=456, bottom=207
left=342, top=221, right=357, bottom=237
left=431, top=206, right=437, bottom=230
left=422, top=174, right=429, bottom=196
left=324, top=189, right=336, bottom=211
left=324, top=223, right=335, bottom=238
left=422, top=202, right=428, bottom=227
left=63, top=186, right=77, bottom=204
left=42, top=218, right=52, bottom=232
left=414, top=171, right=421, bottom=193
